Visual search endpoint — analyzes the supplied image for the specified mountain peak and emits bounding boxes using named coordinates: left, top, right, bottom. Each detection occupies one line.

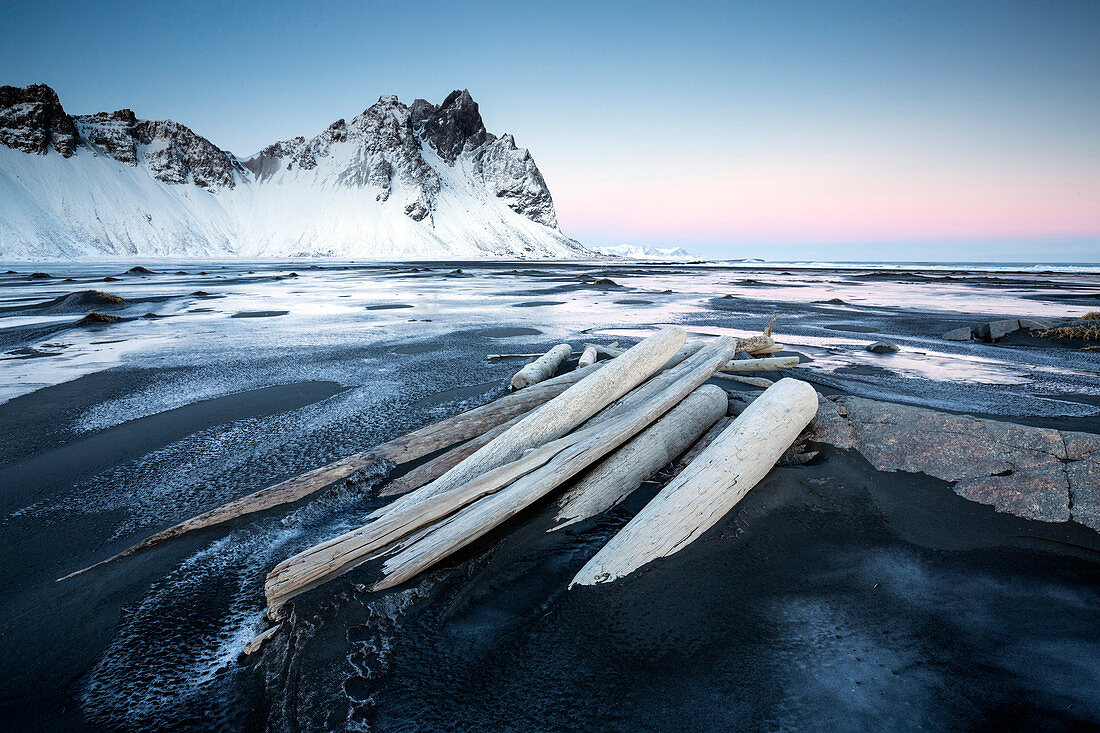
left=417, top=88, right=489, bottom=163
left=0, top=83, right=80, bottom=157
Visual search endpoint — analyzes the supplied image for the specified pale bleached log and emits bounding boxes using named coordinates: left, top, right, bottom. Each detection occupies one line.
left=265, top=439, right=573, bottom=612
left=552, top=384, right=727, bottom=530
left=664, top=416, right=734, bottom=481
left=722, top=355, right=798, bottom=373
left=379, top=412, right=526, bottom=497
left=577, top=344, right=599, bottom=368
left=372, top=341, right=740, bottom=592
left=58, top=361, right=604, bottom=582
left=571, top=377, right=818, bottom=586
left=581, top=340, right=709, bottom=429
left=367, top=327, right=687, bottom=521
left=510, top=343, right=573, bottom=390
left=713, top=373, right=774, bottom=388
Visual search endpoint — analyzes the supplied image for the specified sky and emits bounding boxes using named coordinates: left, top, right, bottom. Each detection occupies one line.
left=2, top=0, right=1098, bottom=261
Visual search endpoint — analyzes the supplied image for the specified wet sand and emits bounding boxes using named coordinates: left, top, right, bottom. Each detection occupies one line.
left=0, top=261, right=1097, bottom=730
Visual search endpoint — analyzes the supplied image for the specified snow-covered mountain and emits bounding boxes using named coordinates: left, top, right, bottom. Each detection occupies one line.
left=0, top=84, right=591, bottom=259
left=595, top=244, right=699, bottom=261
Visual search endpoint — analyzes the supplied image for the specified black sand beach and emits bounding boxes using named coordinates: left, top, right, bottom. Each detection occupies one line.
left=0, top=261, right=1098, bottom=731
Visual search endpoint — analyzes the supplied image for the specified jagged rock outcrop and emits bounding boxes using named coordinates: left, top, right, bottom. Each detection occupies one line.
left=73, top=109, right=138, bottom=164
left=474, top=134, right=558, bottom=227
left=411, top=89, right=559, bottom=226
left=75, top=111, right=243, bottom=190
left=0, top=84, right=80, bottom=157
left=413, top=89, right=491, bottom=163
left=0, top=83, right=586, bottom=259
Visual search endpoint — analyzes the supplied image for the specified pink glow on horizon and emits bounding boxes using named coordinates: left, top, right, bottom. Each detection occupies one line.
left=551, top=172, right=1100, bottom=243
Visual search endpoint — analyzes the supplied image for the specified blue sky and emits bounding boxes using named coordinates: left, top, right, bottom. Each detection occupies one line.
left=3, top=0, right=1098, bottom=260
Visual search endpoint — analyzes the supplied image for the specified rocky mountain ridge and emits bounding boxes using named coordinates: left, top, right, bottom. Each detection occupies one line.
left=0, top=83, right=585, bottom=259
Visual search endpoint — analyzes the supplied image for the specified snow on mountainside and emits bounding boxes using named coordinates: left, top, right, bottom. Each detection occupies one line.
left=595, top=244, right=700, bottom=261
left=0, top=83, right=591, bottom=259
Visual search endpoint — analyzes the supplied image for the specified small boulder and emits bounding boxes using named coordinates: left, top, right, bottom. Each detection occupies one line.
left=866, top=341, right=899, bottom=354
left=987, top=319, right=1020, bottom=340
left=126, top=266, right=154, bottom=275
left=30, top=272, right=51, bottom=279
left=943, top=327, right=972, bottom=341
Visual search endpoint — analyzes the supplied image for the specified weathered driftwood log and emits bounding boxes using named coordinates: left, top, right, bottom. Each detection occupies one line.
left=265, top=337, right=739, bottom=612
left=721, top=355, right=798, bottom=373
left=510, top=343, right=573, bottom=390
left=265, top=439, right=573, bottom=613
left=713, top=373, right=774, bottom=388
left=577, top=344, right=599, bottom=368
left=58, top=362, right=604, bottom=581
left=379, top=412, right=526, bottom=497
left=581, top=339, right=707, bottom=429
left=664, top=416, right=734, bottom=481
left=571, top=377, right=818, bottom=586
left=368, top=327, right=687, bottom=521
left=736, top=315, right=777, bottom=355
left=552, top=384, right=727, bottom=530
left=372, top=340, right=740, bottom=592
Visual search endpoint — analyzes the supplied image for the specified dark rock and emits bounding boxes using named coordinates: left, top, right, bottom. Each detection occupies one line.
left=0, top=84, right=80, bottom=157
left=126, top=266, right=154, bottom=274
left=987, top=319, right=1020, bottom=340
left=942, top=327, right=972, bottom=341
left=29, top=272, right=51, bottom=279
left=413, top=89, right=490, bottom=164
left=593, top=278, right=619, bottom=287
left=102, top=276, right=120, bottom=282
left=74, top=109, right=138, bottom=164
left=865, top=341, right=899, bottom=354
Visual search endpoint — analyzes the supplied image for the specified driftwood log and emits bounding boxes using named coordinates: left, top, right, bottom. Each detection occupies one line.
left=265, top=337, right=739, bottom=612
left=368, top=327, right=687, bottom=521
left=378, top=412, right=526, bottom=497
left=571, top=377, right=818, bottom=586
left=371, top=339, right=740, bottom=593
left=552, top=383, right=727, bottom=530
left=713, top=373, right=774, bottom=388
left=510, top=343, right=573, bottom=390
left=722, top=355, right=798, bottom=372
left=58, top=361, right=605, bottom=581
left=577, top=344, right=599, bottom=368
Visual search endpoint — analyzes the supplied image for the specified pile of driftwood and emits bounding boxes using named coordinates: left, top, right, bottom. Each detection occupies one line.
left=265, top=322, right=813, bottom=616
left=62, top=320, right=816, bottom=647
